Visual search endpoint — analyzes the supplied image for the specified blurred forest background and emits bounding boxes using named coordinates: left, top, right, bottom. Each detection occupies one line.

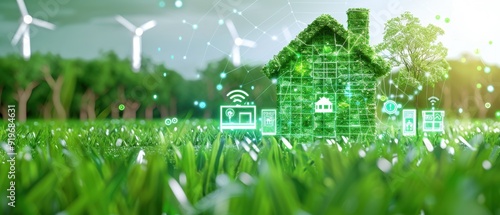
left=0, top=52, right=498, bottom=122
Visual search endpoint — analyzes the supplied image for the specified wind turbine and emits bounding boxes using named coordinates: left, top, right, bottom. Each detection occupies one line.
left=11, top=0, right=56, bottom=60
left=116, top=15, right=156, bottom=72
left=225, top=20, right=256, bottom=66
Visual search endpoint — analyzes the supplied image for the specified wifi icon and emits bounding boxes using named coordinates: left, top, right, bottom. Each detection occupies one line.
left=428, top=96, right=440, bottom=106
left=227, top=90, right=249, bottom=104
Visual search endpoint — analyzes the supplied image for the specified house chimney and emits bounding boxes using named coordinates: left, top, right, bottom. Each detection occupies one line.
left=347, top=8, right=369, bottom=46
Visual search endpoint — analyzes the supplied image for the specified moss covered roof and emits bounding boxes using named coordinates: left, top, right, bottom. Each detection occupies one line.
left=262, top=12, right=390, bottom=78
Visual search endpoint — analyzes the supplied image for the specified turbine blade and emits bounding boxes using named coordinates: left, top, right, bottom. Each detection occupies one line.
left=132, top=35, right=141, bottom=71
left=240, top=39, right=256, bottom=48
left=115, top=15, right=136, bottom=32
left=16, top=0, right=28, bottom=16
left=11, top=23, right=28, bottom=45
left=232, top=45, right=240, bottom=66
left=225, top=19, right=239, bottom=39
left=23, top=29, right=31, bottom=60
left=32, top=18, right=56, bottom=30
left=140, top=20, right=156, bottom=32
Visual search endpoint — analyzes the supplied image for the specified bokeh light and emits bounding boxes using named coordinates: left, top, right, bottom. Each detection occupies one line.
left=118, top=104, right=125, bottom=111
left=477, top=83, right=482, bottom=89
left=220, top=72, right=227, bottom=79
left=216, top=84, right=223, bottom=91
left=199, top=101, right=207, bottom=109
left=175, top=0, right=183, bottom=8
left=487, top=85, right=494, bottom=93
left=484, top=67, right=491, bottom=73
left=485, top=102, right=491, bottom=109
left=158, top=1, right=166, bottom=8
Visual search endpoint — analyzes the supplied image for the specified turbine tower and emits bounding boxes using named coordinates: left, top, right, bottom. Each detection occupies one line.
left=116, top=15, right=156, bottom=72
left=225, top=20, right=256, bottom=66
left=11, top=0, right=56, bottom=60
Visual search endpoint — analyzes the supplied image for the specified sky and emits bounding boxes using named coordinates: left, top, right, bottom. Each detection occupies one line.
left=1, top=0, right=499, bottom=79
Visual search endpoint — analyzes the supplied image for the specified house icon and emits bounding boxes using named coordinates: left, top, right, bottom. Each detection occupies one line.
left=315, top=97, right=333, bottom=113
left=262, top=8, right=389, bottom=142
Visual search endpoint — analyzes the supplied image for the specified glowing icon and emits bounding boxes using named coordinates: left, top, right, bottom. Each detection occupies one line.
left=428, top=96, right=440, bottom=108
left=315, top=97, right=333, bottom=113
left=227, top=89, right=249, bottom=104
left=422, top=110, right=445, bottom=132
left=262, top=109, right=277, bottom=135
left=220, top=89, right=256, bottom=131
left=402, top=109, right=416, bottom=136
left=165, top=117, right=178, bottom=126
left=118, top=104, right=125, bottom=111
left=220, top=106, right=256, bottom=131
left=382, top=100, right=401, bottom=115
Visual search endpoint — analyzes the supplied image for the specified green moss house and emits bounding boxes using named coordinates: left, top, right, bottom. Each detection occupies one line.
left=262, top=8, right=390, bottom=142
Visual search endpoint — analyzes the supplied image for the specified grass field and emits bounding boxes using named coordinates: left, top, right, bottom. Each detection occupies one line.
left=1, top=119, right=500, bottom=215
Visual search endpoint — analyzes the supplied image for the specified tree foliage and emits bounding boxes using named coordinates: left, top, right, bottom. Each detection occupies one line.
left=377, top=12, right=449, bottom=88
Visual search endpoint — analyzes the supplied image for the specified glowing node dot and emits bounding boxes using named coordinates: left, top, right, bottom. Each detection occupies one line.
left=118, top=104, right=125, bottom=111
left=153, top=94, right=158, bottom=100
left=220, top=72, right=227, bottom=79
left=251, top=86, right=255, bottom=90
left=218, top=19, right=224, bottom=25
left=179, top=36, right=182, bottom=40
left=444, top=74, right=449, bottom=79
left=418, top=85, right=423, bottom=91
left=183, top=56, right=187, bottom=60
left=163, top=72, right=167, bottom=77
left=489, top=41, right=493, bottom=45
left=425, top=72, right=430, bottom=77
left=487, top=85, right=494, bottom=93
left=444, top=17, right=450, bottom=23
left=435, top=15, right=441, bottom=20
left=272, top=78, right=277, bottom=84
left=458, top=108, right=463, bottom=114
left=175, top=0, right=183, bottom=8
left=461, top=57, right=467, bottom=63
left=192, top=24, right=198, bottom=30
left=477, top=66, right=482, bottom=71
left=194, top=101, right=199, bottom=106
left=484, top=67, right=491, bottom=73
left=157, top=47, right=161, bottom=52
left=272, top=36, right=278, bottom=41
left=182, top=20, right=186, bottom=23
left=216, top=84, right=223, bottom=91
left=199, top=101, right=207, bottom=109
left=485, top=102, right=491, bottom=109
left=207, top=42, right=211, bottom=46
left=159, top=1, right=166, bottom=8
left=170, top=55, right=175, bottom=60
left=477, top=83, right=482, bottom=89
left=496, top=111, right=500, bottom=118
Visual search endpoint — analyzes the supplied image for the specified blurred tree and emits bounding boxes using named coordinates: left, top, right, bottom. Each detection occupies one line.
left=8, top=53, right=45, bottom=122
